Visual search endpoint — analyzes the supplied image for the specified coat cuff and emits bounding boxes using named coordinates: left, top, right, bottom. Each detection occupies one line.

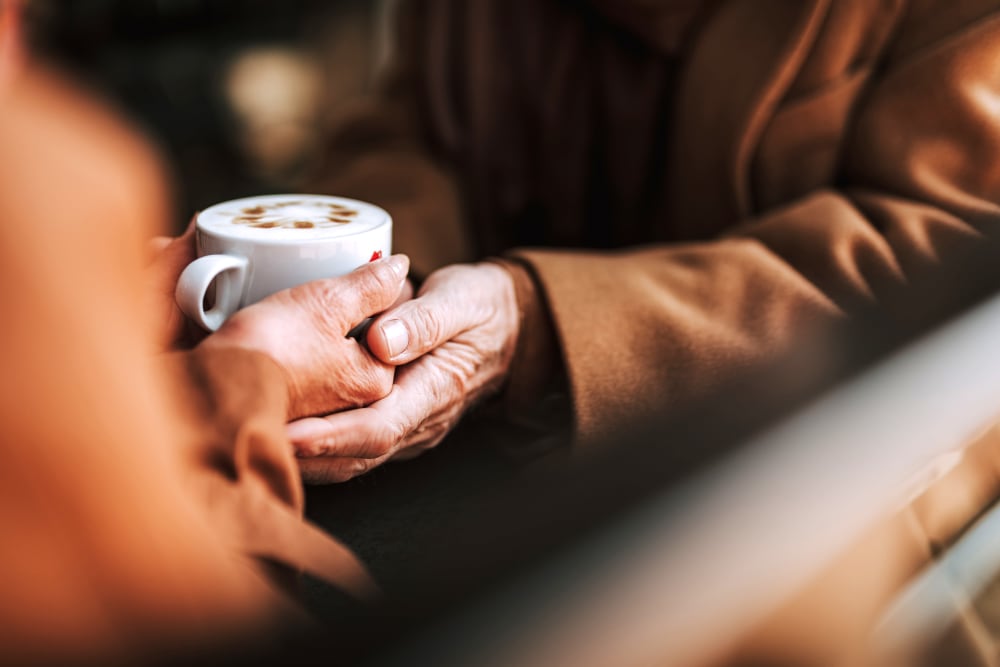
left=487, top=257, right=573, bottom=460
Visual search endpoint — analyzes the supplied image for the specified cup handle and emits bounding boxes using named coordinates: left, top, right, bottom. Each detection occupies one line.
left=175, top=254, right=249, bottom=332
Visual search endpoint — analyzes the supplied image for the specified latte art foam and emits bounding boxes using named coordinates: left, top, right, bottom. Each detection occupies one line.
left=198, top=195, right=389, bottom=240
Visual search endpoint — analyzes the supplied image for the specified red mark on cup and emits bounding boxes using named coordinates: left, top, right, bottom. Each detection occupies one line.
left=369, top=250, right=383, bottom=262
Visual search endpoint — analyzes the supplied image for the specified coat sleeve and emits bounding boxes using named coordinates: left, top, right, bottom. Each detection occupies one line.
left=309, top=1, right=1000, bottom=447
left=509, top=4, right=1000, bottom=445
left=0, top=67, right=370, bottom=663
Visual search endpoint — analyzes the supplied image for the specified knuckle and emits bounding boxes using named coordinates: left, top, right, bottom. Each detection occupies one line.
left=294, top=439, right=323, bottom=459
left=300, top=461, right=339, bottom=485
left=410, top=303, right=444, bottom=350
left=364, top=418, right=404, bottom=459
left=352, top=366, right=393, bottom=405
left=292, top=278, right=338, bottom=310
left=371, top=368, right=394, bottom=400
left=359, top=260, right=400, bottom=298
left=288, top=280, right=344, bottom=332
left=424, top=429, right=448, bottom=451
left=429, top=263, right=467, bottom=284
left=433, top=362, right=469, bottom=403
left=370, top=433, right=396, bottom=458
left=419, top=423, right=448, bottom=446
left=383, top=417, right=408, bottom=446
left=349, top=458, right=374, bottom=478
left=450, top=366, right=470, bottom=397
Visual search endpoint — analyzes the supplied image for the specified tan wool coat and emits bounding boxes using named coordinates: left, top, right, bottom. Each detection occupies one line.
left=311, top=0, right=1000, bottom=446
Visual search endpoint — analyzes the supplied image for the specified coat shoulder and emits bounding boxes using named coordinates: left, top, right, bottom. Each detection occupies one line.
left=886, top=0, right=1000, bottom=64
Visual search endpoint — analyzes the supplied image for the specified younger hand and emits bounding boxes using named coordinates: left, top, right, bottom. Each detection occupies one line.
left=287, top=262, right=520, bottom=483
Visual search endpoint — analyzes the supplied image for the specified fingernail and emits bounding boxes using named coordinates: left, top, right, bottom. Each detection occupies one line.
left=386, top=254, right=408, bottom=278
left=380, top=319, right=409, bottom=359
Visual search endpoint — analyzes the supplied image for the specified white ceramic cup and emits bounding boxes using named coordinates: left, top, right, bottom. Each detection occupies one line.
left=175, top=194, right=392, bottom=331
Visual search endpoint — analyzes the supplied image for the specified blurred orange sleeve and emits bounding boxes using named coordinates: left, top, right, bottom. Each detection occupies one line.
left=0, top=66, right=362, bottom=663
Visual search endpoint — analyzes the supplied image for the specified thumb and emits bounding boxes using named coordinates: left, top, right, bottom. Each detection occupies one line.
left=366, top=276, right=475, bottom=364
left=283, top=253, right=410, bottom=334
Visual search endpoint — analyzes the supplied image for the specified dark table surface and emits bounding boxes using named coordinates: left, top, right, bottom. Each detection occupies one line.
left=300, top=416, right=527, bottom=622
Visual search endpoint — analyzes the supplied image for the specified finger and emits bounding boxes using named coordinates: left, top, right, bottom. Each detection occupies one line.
left=365, top=281, right=473, bottom=365
left=391, top=423, right=449, bottom=460
left=296, top=418, right=444, bottom=483
left=147, top=222, right=199, bottom=345
left=287, top=361, right=444, bottom=459
left=299, top=455, right=386, bottom=484
left=392, top=278, right=415, bottom=309
left=147, top=214, right=197, bottom=259
left=285, top=254, right=409, bottom=332
left=181, top=213, right=197, bottom=236
left=287, top=402, right=405, bottom=460
left=149, top=226, right=196, bottom=273
left=148, top=236, right=172, bottom=255
left=346, top=278, right=416, bottom=343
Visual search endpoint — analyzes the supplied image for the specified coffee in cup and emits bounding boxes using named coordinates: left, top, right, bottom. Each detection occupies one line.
left=175, top=194, right=392, bottom=331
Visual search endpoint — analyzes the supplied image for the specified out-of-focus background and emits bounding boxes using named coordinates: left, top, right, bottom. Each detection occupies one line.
left=26, top=0, right=380, bottom=232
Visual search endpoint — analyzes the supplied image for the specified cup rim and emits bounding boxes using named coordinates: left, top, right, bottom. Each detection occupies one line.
left=195, top=193, right=391, bottom=245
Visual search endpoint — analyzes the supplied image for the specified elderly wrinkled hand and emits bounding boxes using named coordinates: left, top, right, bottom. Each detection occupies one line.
left=287, top=262, right=520, bottom=483
left=201, top=254, right=412, bottom=420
